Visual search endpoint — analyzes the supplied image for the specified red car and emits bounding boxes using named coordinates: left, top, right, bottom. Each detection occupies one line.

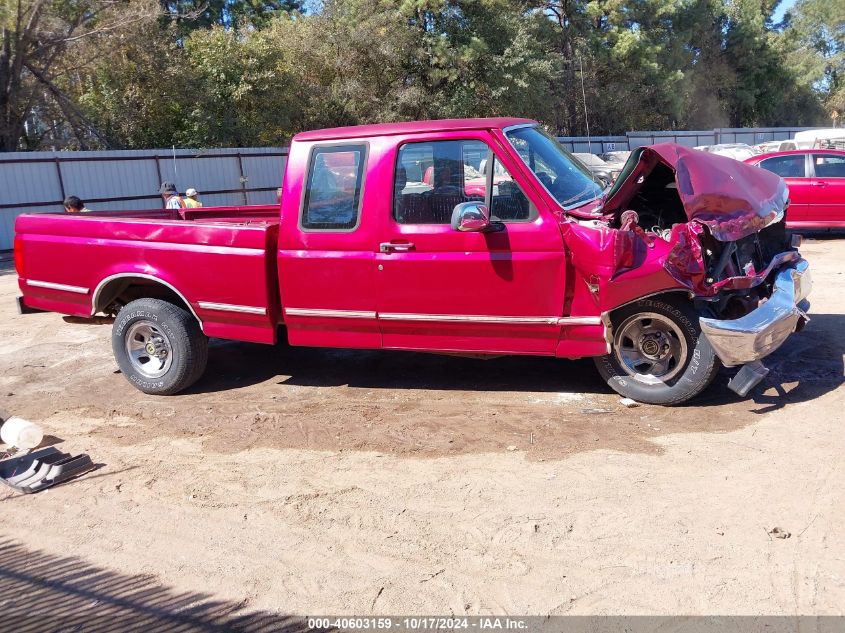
left=14, top=118, right=810, bottom=405
left=744, top=149, right=845, bottom=228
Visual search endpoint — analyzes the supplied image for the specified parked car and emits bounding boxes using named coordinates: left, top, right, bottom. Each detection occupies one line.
left=791, top=128, right=845, bottom=150
left=14, top=118, right=810, bottom=405
left=697, top=143, right=757, bottom=161
left=744, top=149, right=845, bottom=228
left=598, top=151, right=630, bottom=177
left=752, top=141, right=784, bottom=154
left=599, top=150, right=631, bottom=163
left=571, top=153, right=615, bottom=184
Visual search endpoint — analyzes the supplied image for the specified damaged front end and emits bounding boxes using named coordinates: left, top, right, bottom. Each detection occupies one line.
left=567, top=143, right=811, bottom=396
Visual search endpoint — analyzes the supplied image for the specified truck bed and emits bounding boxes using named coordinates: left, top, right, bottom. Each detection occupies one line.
left=91, top=204, right=281, bottom=224
left=15, top=205, right=282, bottom=344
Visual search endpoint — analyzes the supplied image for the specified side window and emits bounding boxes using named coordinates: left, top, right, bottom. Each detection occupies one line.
left=394, top=140, right=534, bottom=224
left=489, top=156, right=532, bottom=221
left=301, top=144, right=366, bottom=231
left=759, top=155, right=806, bottom=179
left=813, top=155, right=845, bottom=178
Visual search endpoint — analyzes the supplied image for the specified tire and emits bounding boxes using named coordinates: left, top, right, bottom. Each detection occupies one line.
left=112, top=298, right=208, bottom=395
left=593, top=296, right=720, bottom=405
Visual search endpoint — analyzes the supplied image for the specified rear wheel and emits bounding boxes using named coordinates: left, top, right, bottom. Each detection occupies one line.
left=112, top=298, right=208, bottom=395
left=594, top=296, right=720, bottom=405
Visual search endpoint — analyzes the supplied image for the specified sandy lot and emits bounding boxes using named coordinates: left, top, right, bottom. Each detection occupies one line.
left=0, top=238, right=843, bottom=621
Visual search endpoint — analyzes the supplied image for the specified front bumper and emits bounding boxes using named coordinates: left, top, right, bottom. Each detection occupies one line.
left=699, top=258, right=811, bottom=367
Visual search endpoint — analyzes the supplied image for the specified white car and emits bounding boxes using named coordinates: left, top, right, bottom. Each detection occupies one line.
left=697, top=143, right=757, bottom=161
left=791, top=128, right=845, bottom=150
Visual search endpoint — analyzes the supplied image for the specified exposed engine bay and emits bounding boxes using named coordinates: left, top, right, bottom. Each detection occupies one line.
left=562, top=142, right=800, bottom=322
left=615, top=162, right=686, bottom=240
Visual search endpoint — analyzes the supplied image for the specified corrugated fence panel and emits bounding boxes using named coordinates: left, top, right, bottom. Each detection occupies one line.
left=0, top=161, right=63, bottom=205
left=169, top=156, right=242, bottom=195
left=92, top=198, right=161, bottom=212
left=197, top=193, right=244, bottom=207
left=242, top=155, right=286, bottom=205
left=0, top=147, right=288, bottom=250
left=60, top=159, right=161, bottom=202
left=242, top=155, right=286, bottom=189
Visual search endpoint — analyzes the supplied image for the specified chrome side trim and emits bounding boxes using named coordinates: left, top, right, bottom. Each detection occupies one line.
left=378, top=312, right=560, bottom=325
left=285, top=309, right=602, bottom=327
left=91, top=273, right=203, bottom=329
left=27, top=279, right=89, bottom=294
left=198, top=301, right=267, bottom=315
left=558, top=316, right=602, bottom=326
left=285, top=308, right=377, bottom=319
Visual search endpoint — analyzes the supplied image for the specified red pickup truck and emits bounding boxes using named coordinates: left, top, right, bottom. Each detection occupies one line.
left=14, top=118, right=811, bottom=405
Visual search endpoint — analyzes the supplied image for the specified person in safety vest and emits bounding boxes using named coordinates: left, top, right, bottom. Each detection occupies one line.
left=184, top=188, right=203, bottom=208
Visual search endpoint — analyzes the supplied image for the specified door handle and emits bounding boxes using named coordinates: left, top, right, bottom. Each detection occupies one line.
left=812, top=181, right=827, bottom=187
left=380, top=242, right=415, bottom=253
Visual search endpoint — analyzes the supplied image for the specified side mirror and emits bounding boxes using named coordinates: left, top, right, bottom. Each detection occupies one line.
left=451, top=201, right=491, bottom=232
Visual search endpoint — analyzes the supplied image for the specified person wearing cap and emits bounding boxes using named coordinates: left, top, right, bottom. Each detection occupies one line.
left=159, top=182, right=185, bottom=210
left=184, top=188, right=203, bottom=208
left=63, top=195, right=92, bottom=213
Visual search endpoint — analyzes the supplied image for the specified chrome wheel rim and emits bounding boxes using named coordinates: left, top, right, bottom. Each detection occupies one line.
left=614, top=312, right=688, bottom=385
left=125, top=321, right=173, bottom=379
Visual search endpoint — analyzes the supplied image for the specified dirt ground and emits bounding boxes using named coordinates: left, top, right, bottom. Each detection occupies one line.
left=0, top=237, right=843, bottom=619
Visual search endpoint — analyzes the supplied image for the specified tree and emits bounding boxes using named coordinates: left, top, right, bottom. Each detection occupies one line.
left=159, top=0, right=302, bottom=35
left=180, top=22, right=300, bottom=145
left=74, top=15, right=189, bottom=148
left=779, top=0, right=845, bottom=116
left=0, top=0, right=159, bottom=150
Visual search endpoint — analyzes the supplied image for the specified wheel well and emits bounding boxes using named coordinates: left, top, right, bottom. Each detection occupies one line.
left=606, top=290, right=692, bottom=321
left=603, top=290, right=693, bottom=341
left=94, top=277, right=196, bottom=321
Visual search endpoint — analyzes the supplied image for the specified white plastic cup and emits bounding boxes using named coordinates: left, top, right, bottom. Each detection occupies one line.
left=1, top=417, right=44, bottom=449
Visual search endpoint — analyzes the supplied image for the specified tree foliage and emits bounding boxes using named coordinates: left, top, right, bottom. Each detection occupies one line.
left=0, top=0, right=837, bottom=151
left=778, top=0, right=845, bottom=117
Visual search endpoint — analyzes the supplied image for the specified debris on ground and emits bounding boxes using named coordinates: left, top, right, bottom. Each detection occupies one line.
left=767, top=526, right=791, bottom=539
left=1, top=416, right=44, bottom=450
left=0, top=447, right=95, bottom=494
left=619, top=398, right=640, bottom=408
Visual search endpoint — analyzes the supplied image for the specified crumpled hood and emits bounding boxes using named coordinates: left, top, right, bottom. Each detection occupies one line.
left=603, top=143, right=788, bottom=241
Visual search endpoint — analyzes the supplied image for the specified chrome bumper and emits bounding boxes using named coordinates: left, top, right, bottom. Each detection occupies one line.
left=699, top=258, right=811, bottom=367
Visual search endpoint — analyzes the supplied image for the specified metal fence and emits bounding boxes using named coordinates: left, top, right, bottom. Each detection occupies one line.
left=0, top=126, right=817, bottom=251
left=0, top=147, right=288, bottom=250
left=556, top=126, right=812, bottom=153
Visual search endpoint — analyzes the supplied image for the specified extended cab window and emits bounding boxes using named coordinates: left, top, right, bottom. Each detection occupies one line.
left=759, top=155, right=806, bottom=178
left=394, top=140, right=534, bottom=224
left=301, top=144, right=366, bottom=231
left=812, top=155, right=845, bottom=178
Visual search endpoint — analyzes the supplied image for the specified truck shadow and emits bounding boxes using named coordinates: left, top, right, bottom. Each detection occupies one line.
left=86, top=313, right=842, bottom=460
left=196, top=340, right=609, bottom=395
left=0, top=539, right=306, bottom=632
left=194, top=313, right=843, bottom=410
left=681, top=313, right=844, bottom=413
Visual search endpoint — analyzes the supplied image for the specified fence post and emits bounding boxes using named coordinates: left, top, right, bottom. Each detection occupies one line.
left=154, top=156, right=164, bottom=208
left=54, top=157, right=66, bottom=205
left=236, top=152, right=249, bottom=205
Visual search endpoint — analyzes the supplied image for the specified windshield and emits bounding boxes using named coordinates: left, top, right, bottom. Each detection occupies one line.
left=505, top=126, right=604, bottom=209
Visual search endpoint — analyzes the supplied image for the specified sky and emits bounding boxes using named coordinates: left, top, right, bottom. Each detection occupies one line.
left=772, top=0, right=798, bottom=24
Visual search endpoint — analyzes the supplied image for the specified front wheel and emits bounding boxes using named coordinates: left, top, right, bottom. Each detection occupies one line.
left=112, top=298, right=208, bottom=395
left=594, top=297, right=720, bottom=405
